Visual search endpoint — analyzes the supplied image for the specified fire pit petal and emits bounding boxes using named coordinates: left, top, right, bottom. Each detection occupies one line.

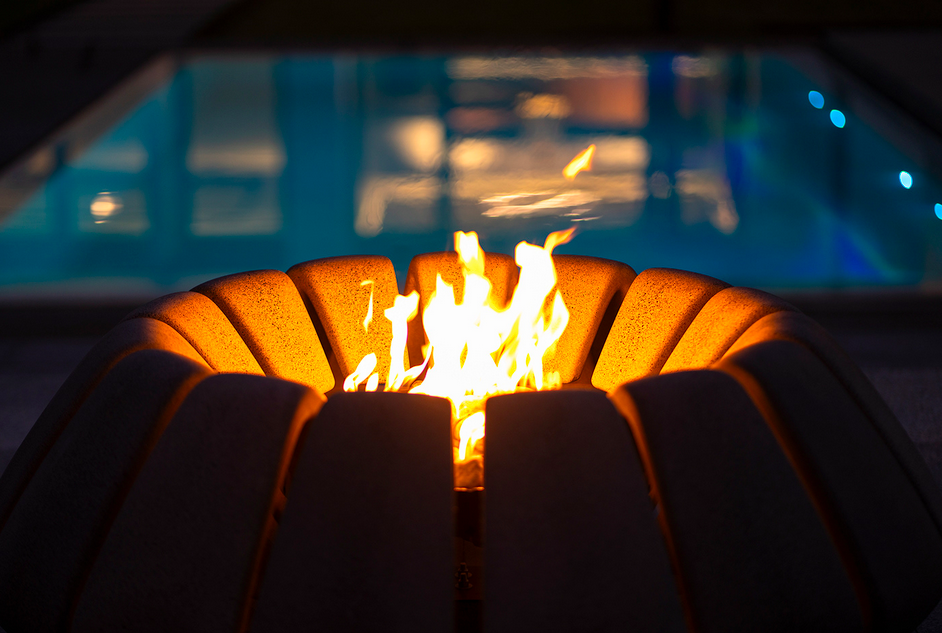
left=548, top=255, right=635, bottom=383
left=611, top=369, right=864, bottom=632
left=726, top=310, right=942, bottom=531
left=127, top=291, right=265, bottom=375
left=288, top=255, right=400, bottom=380
left=485, top=389, right=687, bottom=632
left=718, top=340, right=942, bottom=632
left=0, top=350, right=210, bottom=633
left=660, top=286, right=795, bottom=373
left=0, top=317, right=209, bottom=534
left=72, top=373, right=324, bottom=633
left=592, top=267, right=730, bottom=390
left=250, top=392, right=454, bottom=632
left=194, top=269, right=334, bottom=393
left=1, top=256, right=941, bottom=633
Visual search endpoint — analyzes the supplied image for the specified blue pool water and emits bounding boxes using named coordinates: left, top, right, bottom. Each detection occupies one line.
left=2, top=52, right=942, bottom=297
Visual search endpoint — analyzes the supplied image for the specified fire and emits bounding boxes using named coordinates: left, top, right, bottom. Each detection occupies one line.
left=562, top=144, right=595, bottom=180
left=343, top=228, right=575, bottom=485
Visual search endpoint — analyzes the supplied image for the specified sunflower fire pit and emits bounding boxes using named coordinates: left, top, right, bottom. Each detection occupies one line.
left=1, top=231, right=941, bottom=633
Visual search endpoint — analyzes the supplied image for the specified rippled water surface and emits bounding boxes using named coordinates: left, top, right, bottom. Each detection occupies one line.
left=2, top=52, right=941, bottom=296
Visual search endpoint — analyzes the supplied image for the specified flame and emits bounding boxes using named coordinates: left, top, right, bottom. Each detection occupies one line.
left=343, top=352, right=378, bottom=392
left=361, top=280, right=374, bottom=331
left=562, top=144, right=596, bottom=180
left=343, top=229, right=575, bottom=482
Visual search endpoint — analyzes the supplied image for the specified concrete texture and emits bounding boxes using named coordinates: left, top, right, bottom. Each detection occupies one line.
left=250, top=392, right=454, bottom=633
left=485, top=390, right=686, bottom=632
left=549, top=255, right=636, bottom=383
left=612, top=370, right=864, bottom=632
left=73, top=373, right=323, bottom=633
left=660, top=286, right=795, bottom=373
left=0, top=317, right=208, bottom=534
left=288, top=255, right=400, bottom=380
left=725, top=311, right=942, bottom=533
left=719, top=341, right=942, bottom=632
left=0, top=349, right=210, bottom=633
left=127, top=292, right=264, bottom=376
left=592, top=268, right=729, bottom=391
left=194, top=270, right=334, bottom=394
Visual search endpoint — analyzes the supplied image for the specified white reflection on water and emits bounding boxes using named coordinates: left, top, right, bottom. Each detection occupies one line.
left=675, top=169, right=739, bottom=234
left=446, top=56, right=648, bottom=81
left=80, top=190, right=149, bottom=235
left=356, top=175, right=441, bottom=237
left=90, top=192, right=122, bottom=222
left=671, top=55, right=721, bottom=78
left=387, top=117, right=444, bottom=173
left=482, top=191, right=600, bottom=218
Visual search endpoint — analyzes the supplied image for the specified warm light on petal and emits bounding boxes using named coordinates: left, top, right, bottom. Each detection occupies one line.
left=562, top=144, right=596, bottom=180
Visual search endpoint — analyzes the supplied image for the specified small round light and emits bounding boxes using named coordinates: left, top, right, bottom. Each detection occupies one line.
left=935, top=203, right=942, bottom=220
left=808, top=91, right=824, bottom=109
left=830, top=110, right=846, bottom=128
left=900, top=171, right=913, bottom=189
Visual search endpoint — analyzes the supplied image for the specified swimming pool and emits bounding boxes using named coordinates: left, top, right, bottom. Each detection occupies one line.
left=1, top=51, right=941, bottom=299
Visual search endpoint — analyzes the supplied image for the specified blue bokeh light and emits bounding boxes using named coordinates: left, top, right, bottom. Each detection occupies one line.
left=936, top=203, right=942, bottom=220
left=900, top=171, right=913, bottom=189
left=830, top=109, right=846, bottom=128
left=808, top=91, right=824, bottom=109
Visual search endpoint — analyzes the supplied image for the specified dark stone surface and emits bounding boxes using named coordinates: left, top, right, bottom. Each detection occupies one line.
left=0, top=350, right=209, bottom=633
left=485, top=390, right=686, bottom=633
left=0, top=318, right=207, bottom=536
left=613, top=370, right=864, bottom=632
left=72, top=373, right=324, bottom=633
left=725, top=310, right=942, bottom=534
left=250, top=392, right=454, bottom=633
left=719, top=340, right=942, bottom=633
left=1, top=297, right=942, bottom=631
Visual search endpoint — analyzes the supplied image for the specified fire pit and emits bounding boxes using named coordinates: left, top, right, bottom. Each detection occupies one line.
left=1, top=239, right=942, bottom=633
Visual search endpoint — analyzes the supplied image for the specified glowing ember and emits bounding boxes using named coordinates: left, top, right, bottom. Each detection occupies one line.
left=562, top=144, right=596, bottom=180
left=343, top=228, right=575, bottom=486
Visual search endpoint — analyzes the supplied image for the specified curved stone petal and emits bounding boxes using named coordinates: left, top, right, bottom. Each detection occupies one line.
left=72, top=373, right=324, bottom=633
left=0, top=350, right=210, bottom=633
left=194, top=270, right=334, bottom=393
left=612, top=369, right=864, bottom=633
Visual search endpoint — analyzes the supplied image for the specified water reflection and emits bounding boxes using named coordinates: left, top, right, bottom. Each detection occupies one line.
left=0, top=52, right=940, bottom=293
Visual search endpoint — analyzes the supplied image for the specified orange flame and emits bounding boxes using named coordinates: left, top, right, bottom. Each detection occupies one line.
left=343, top=229, right=575, bottom=479
left=562, top=144, right=596, bottom=180
left=361, top=280, right=374, bottom=331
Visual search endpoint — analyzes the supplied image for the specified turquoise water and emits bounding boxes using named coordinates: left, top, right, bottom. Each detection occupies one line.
left=2, top=52, right=941, bottom=296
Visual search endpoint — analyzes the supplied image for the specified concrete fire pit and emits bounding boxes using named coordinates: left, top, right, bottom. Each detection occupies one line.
left=1, top=253, right=941, bottom=633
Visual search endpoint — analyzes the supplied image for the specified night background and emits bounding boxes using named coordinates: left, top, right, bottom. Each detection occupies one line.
left=1, top=0, right=942, bottom=631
